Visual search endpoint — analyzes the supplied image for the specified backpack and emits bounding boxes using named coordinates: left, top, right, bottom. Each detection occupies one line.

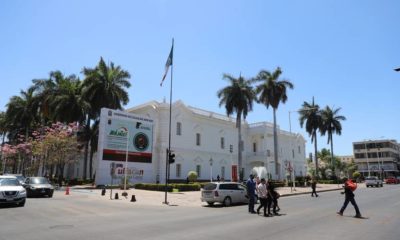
left=346, top=180, right=357, bottom=192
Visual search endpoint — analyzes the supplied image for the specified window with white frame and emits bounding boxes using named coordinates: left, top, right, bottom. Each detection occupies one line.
left=253, top=142, right=257, bottom=152
left=298, top=146, right=301, bottom=153
left=176, top=164, right=181, bottom=178
left=196, top=165, right=201, bottom=177
left=220, top=137, right=225, bottom=149
left=176, top=122, right=182, bottom=136
left=292, top=149, right=295, bottom=158
left=267, top=150, right=271, bottom=157
left=196, top=133, right=201, bottom=146
left=221, top=166, right=225, bottom=179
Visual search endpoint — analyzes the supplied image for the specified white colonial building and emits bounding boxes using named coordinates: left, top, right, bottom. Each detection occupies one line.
left=120, top=100, right=307, bottom=183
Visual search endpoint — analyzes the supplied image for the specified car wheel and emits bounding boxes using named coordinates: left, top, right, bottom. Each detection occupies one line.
left=18, top=199, right=26, bottom=207
left=48, top=193, right=53, bottom=198
left=207, top=202, right=214, bottom=206
left=223, top=197, right=232, bottom=207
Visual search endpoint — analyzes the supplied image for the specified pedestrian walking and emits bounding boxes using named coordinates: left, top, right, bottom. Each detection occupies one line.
left=337, top=178, right=362, bottom=218
left=246, top=174, right=256, bottom=214
left=267, top=181, right=279, bottom=216
left=216, top=175, right=220, bottom=182
left=256, top=178, right=269, bottom=217
left=311, top=177, right=318, bottom=197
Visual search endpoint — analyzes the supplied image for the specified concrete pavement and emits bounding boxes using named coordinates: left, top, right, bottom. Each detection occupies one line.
left=61, top=183, right=345, bottom=207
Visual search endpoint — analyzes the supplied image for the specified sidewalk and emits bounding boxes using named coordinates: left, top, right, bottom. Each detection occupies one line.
left=58, top=183, right=345, bottom=208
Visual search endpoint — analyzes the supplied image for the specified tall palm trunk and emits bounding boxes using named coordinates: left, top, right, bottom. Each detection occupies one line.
left=313, top=133, right=318, bottom=177
left=83, top=117, right=90, bottom=179
left=236, top=112, right=242, bottom=181
left=273, top=108, right=280, bottom=180
left=1, top=134, right=5, bottom=174
left=89, top=147, right=94, bottom=179
left=330, top=134, right=335, bottom=175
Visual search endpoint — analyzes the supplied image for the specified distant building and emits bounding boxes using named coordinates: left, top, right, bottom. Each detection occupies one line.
left=353, top=140, right=400, bottom=177
left=338, top=155, right=354, bottom=164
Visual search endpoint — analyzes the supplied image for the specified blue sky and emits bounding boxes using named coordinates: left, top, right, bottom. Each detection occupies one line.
left=1, top=0, right=399, bottom=156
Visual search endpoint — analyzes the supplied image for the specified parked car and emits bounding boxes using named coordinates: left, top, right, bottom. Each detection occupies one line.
left=385, top=177, right=399, bottom=184
left=0, top=176, right=26, bottom=207
left=201, top=182, right=249, bottom=206
left=23, top=177, right=54, bottom=197
left=365, top=176, right=383, bottom=187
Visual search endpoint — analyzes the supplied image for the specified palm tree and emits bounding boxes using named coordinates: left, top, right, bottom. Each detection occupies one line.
left=31, top=71, right=89, bottom=124
left=252, top=67, right=294, bottom=180
left=49, top=72, right=89, bottom=123
left=81, top=57, right=131, bottom=179
left=81, top=57, right=131, bottom=116
left=217, top=73, right=255, bottom=181
left=320, top=106, right=346, bottom=173
left=5, top=88, right=38, bottom=141
left=0, top=111, right=8, bottom=173
left=299, top=97, right=321, bottom=177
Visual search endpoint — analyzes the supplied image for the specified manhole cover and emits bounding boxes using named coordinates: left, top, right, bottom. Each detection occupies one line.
left=49, top=225, right=74, bottom=230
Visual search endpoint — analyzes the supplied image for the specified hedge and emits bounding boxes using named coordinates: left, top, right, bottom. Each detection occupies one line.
left=170, top=183, right=201, bottom=191
left=134, top=183, right=173, bottom=192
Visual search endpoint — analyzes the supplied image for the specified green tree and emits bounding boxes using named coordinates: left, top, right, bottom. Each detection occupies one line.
left=299, top=97, right=322, bottom=177
left=252, top=67, right=294, bottom=179
left=81, top=57, right=131, bottom=179
left=320, top=106, right=346, bottom=173
left=5, top=88, right=38, bottom=142
left=217, top=73, right=255, bottom=180
left=30, top=71, right=89, bottom=124
left=48, top=71, right=89, bottom=124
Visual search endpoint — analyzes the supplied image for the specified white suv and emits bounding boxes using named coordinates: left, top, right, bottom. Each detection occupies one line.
left=201, top=182, right=248, bottom=206
left=365, top=176, right=383, bottom=188
left=0, top=176, right=27, bottom=207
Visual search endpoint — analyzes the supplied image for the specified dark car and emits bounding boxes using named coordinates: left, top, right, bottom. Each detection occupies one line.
left=23, top=177, right=54, bottom=197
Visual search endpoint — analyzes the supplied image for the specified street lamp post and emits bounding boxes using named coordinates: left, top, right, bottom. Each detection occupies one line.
left=364, top=142, right=370, bottom=177
left=123, top=129, right=130, bottom=195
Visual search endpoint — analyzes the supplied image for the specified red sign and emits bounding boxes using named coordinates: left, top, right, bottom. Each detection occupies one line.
left=232, top=165, right=238, bottom=182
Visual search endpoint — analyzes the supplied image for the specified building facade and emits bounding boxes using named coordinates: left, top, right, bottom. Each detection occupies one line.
left=338, top=155, right=354, bottom=164
left=353, top=140, right=400, bottom=177
left=120, top=100, right=307, bottom=183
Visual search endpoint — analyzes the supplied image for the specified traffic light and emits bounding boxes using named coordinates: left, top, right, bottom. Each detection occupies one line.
left=169, top=150, right=175, bottom=164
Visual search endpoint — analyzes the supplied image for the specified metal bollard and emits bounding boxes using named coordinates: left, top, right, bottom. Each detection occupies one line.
left=101, top=188, right=106, bottom=196
left=130, top=195, right=136, bottom=202
left=114, top=192, right=119, bottom=200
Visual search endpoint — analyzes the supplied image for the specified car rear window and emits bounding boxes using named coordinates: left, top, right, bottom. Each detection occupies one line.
left=219, top=183, right=239, bottom=190
left=203, top=183, right=217, bottom=190
left=30, top=178, right=49, bottom=184
left=366, top=177, right=377, bottom=180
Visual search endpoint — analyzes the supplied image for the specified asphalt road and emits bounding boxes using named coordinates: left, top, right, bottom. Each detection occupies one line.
left=1, top=185, right=399, bottom=240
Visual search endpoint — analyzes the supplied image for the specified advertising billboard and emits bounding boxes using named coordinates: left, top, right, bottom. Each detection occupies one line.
left=95, top=108, right=154, bottom=185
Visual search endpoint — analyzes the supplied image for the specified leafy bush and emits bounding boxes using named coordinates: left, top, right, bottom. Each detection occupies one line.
left=187, top=171, right=198, bottom=182
left=170, top=183, right=201, bottom=191
left=353, top=171, right=361, bottom=179
left=269, top=180, right=285, bottom=188
left=134, top=183, right=173, bottom=192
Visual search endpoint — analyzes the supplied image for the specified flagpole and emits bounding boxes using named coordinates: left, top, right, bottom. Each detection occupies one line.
left=164, top=38, right=174, bottom=204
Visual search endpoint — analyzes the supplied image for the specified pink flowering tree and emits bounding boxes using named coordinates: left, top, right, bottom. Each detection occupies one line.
left=31, top=122, right=80, bottom=183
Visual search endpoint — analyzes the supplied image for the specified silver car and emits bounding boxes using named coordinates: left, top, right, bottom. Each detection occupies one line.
left=0, top=176, right=27, bottom=207
left=201, top=182, right=248, bottom=206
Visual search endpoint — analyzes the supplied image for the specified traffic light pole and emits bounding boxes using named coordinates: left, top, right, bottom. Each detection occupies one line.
left=164, top=148, right=169, bottom=204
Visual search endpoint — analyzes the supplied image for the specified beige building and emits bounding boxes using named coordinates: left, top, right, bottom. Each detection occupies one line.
left=338, top=155, right=354, bottom=164
left=353, top=140, right=400, bottom=177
